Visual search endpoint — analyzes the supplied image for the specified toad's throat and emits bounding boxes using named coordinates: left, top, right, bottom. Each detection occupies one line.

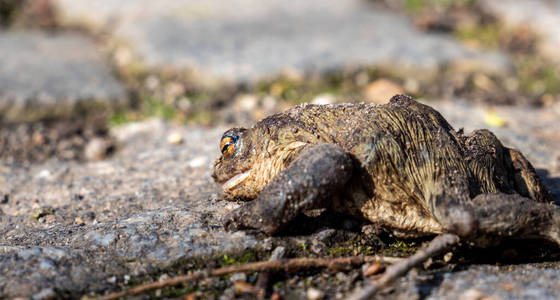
left=223, top=170, right=251, bottom=190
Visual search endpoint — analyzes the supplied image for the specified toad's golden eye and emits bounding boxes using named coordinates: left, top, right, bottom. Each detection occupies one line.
left=220, top=134, right=238, bottom=157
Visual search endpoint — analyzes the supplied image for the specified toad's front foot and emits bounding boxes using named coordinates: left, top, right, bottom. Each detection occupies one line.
left=222, top=201, right=280, bottom=234
left=222, top=204, right=253, bottom=232
left=222, top=143, right=354, bottom=235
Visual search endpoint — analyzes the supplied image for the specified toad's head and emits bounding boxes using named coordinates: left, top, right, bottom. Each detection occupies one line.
left=211, top=115, right=313, bottom=200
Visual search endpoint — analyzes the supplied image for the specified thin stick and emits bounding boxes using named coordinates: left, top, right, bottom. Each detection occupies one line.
left=347, top=234, right=459, bottom=300
left=96, top=255, right=403, bottom=300
left=255, top=246, right=286, bottom=298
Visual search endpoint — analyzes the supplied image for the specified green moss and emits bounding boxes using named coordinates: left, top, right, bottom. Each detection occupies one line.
left=327, top=246, right=353, bottom=257
left=143, top=97, right=177, bottom=120
left=384, top=240, right=419, bottom=256
left=325, top=233, right=383, bottom=257
left=255, top=75, right=348, bottom=104
left=405, top=0, right=426, bottom=13
left=108, top=112, right=131, bottom=126
left=186, top=110, right=212, bottom=125
left=454, top=19, right=560, bottom=103
left=108, top=96, right=178, bottom=126
left=221, top=251, right=258, bottom=266
left=405, top=0, right=474, bottom=14
left=517, top=58, right=560, bottom=95
left=455, top=24, right=502, bottom=49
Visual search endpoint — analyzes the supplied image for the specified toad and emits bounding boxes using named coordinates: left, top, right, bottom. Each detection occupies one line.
left=212, top=95, right=559, bottom=246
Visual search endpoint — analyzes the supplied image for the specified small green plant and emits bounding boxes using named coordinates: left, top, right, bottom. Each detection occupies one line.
left=222, top=254, right=236, bottom=266
left=300, top=242, right=311, bottom=255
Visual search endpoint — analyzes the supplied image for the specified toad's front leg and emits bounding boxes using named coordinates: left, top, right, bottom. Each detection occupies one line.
left=223, top=143, right=354, bottom=234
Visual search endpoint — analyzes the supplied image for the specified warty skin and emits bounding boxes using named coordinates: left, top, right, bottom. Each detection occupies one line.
left=212, top=95, right=558, bottom=246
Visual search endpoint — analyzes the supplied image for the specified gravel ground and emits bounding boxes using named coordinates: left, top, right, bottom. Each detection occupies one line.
left=1, top=99, right=559, bottom=299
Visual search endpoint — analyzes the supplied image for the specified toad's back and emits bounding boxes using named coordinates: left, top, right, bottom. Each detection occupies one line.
left=278, top=98, right=497, bottom=235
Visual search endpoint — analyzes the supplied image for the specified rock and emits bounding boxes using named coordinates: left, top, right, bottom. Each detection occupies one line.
left=458, top=289, right=488, bottom=300
left=480, top=0, right=560, bottom=63
left=84, top=137, right=114, bottom=161
left=0, top=31, right=127, bottom=121
left=311, top=94, right=336, bottom=105
left=363, top=79, right=405, bottom=104
left=307, top=287, right=325, bottom=300
left=32, top=288, right=56, bottom=300
left=51, top=0, right=511, bottom=86
left=230, top=272, right=247, bottom=283
left=166, top=132, right=183, bottom=145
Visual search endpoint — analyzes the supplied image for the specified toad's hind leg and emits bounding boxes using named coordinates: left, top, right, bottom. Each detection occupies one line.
left=431, top=190, right=560, bottom=246
left=507, top=148, right=555, bottom=203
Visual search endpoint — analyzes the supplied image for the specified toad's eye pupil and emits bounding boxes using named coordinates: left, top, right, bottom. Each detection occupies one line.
left=220, top=135, right=237, bottom=157
left=221, top=141, right=233, bottom=153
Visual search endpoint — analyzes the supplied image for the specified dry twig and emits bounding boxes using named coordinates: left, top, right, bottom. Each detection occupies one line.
left=347, top=234, right=460, bottom=300
left=96, top=254, right=403, bottom=300
left=255, top=246, right=286, bottom=298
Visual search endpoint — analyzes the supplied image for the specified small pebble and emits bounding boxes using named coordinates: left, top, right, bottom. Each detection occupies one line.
left=32, top=288, right=56, bottom=300
left=311, top=93, right=336, bottom=105
left=307, top=287, right=324, bottom=300
left=44, top=214, right=56, bottom=224
left=423, top=257, right=433, bottom=269
left=363, top=263, right=383, bottom=277
left=84, top=137, right=113, bottom=161
left=74, top=217, right=85, bottom=225
left=270, top=292, right=283, bottom=300
left=230, top=272, right=247, bottom=283
left=37, top=169, right=52, bottom=179
left=184, top=293, right=197, bottom=300
left=363, top=79, right=404, bottom=104
left=167, top=132, right=183, bottom=144
left=145, top=75, right=159, bottom=91
left=444, top=252, right=453, bottom=262
left=236, top=94, right=259, bottom=111
left=187, top=156, right=207, bottom=168
left=459, top=289, right=487, bottom=300
left=233, top=280, right=255, bottom=294
left=159, top=273, right=170, bottom=281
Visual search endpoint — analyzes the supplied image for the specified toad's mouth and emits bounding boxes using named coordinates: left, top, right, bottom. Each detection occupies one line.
left=222, top=170, right=251, bottom=190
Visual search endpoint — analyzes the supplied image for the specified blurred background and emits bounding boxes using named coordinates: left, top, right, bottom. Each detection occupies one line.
left=1, top=1, right=560, bottom=299
left=0, top=0, right=559, bottom=164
